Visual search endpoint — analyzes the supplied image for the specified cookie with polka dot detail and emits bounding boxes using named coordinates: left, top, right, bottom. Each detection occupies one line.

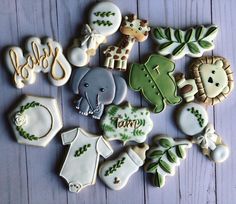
left=129, top=54, right=182, bottom=113
left=103, top=14, right=150, bottom=71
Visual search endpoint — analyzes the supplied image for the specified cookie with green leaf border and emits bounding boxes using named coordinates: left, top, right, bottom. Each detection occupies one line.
left=101, top=104, right=153, bottom=144
left=152, top=25, right=218, bottom=60
left=144, top=136, right=192, bottom=188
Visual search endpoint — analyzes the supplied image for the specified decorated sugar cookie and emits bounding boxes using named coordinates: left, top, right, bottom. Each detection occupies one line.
left=8, top=95, right=63, bottom=147
left=60, top=128, right=113, bottom=193
left=101, top=104, right=153, bottom=144
left=67, top=1, right=122, bottom=67
left=176, top=56, right=234, bottom=105
left=152, top=25, right=218, bottom=60
left=103, top=14, right=150, bottom=71
left=5, top=37, right=72, bottom=88
left=129, top=54, right=182, bottom=113
left=176, top=102, right=229, bottom=163
left=99, top=143, right=149, bottom=190
left=71, top=67, right=127, bottom=119
left=145, top=136, right=192, bottom=188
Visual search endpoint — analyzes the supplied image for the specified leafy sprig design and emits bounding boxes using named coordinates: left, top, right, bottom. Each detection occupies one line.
left=94, top=11, right=115, bottom=17
left=187, top=107, right=204, bottom=127
left=104, top=157, right=126, bottom=176
left=14, top=101, right=41, bottom=141
left=145, top=137, right=191, bottom=188
left=92, top=20, right=113, bottom=26
left=74, top=144, right=91, bottom=157
left=152, top=25, right=218, bottom=59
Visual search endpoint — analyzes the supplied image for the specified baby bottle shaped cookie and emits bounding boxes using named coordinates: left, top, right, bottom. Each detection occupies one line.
left=99, top=144, right=149, bottom=190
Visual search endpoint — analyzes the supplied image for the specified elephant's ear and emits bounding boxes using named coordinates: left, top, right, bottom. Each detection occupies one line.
left=113, top=75, right=127, bottom=104
left=71, top=67, right=90, bottom=94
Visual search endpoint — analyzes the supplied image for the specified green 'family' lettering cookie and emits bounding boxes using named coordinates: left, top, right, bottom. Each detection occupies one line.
left=101, top=104, right=153, bottom=144
left=129, top=54, right=182, bottom=113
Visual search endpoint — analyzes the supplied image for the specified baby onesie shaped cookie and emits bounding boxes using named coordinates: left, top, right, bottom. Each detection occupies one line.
left=5, top=37, right=72, bottom=88
left=176, top=56, right=234, bottom=105
left=129, top=54, right=182, bottom=113
left=71, top=67, right=127, bottom=119
left=8, top=95, right=63, bottom=147
left=145, top=136, right=192, bottom=188
left=67, top=1, right=122, bottom=67
left=177, top=102, right=229, bottom=163
left=60, top=128, right=113, bottom=193
left=99, top=143, right=149, bottom=190
left=152, top=25, right=218, bottom=60
left=103, top=14, right=150, bottom=71
left=101, top=104, right=153, bottom=144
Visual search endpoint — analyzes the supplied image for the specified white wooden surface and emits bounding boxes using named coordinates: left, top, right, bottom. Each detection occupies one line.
left=0, top=0, right=235, bottom=204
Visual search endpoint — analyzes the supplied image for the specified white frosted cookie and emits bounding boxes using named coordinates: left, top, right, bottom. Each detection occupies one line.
left=101, top=104, right=153, bottom=144
left=5, top=37, right=72, bottom=88
left=8, top=95, right=63, bottom=147
left=60, top=128, right=113, bottom=193
left=99, top=144, right=149, bottom=190
left=89, top=1, right=122, bottom=36
left=145, top=136, right=192, bottom=188
left=68, top=2, right=122, bottom=67
left=177, top=102, right=208, bottom=136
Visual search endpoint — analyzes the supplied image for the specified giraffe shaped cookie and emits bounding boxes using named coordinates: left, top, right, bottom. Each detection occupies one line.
left=103, top=14, right=150, bottom=71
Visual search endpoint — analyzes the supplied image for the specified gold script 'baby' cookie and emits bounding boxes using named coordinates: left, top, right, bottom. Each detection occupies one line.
left=101, top=104, right=153, bottom=144
left=145, top=136, right=192, bottom=188
left=176, top=56, right=234, bottom=105
left=5, top=37, right=72, bottom=88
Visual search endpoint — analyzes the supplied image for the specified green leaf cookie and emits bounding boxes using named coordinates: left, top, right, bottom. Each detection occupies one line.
left=129, top=54, right=181, bottom=113
left=152, top=25, right=218, bottom=60
left=145, top=136, right=192, bottom=188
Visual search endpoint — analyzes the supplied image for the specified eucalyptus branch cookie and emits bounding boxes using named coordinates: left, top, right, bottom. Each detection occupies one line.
left=129, top=54, right=182, bottom=113
left=176, top=102, right=229, bottom=163
left=67, top=1, right=122, bottom=67
left=60, top=128, right=113, bottom=193
left=145, top=136, right=192, bottom=188
left=152, top=25, right=218, bottom=60
left=99, top=143, right=149, bottom=190
left=103, top=14, right=150, bottom=71
left=8, top=95, right=63, bottom=147
left=5, top=37, right=72, bottom=88
left=176, top=56, right=234, bottom=105
left=101, top=104, right=153, bottom=144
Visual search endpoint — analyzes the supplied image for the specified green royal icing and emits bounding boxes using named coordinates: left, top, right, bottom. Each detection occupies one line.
left=92, top=20, right=113, bottom=26
left=129, top=54, right=182, bottom=113
left=187, top=107, right=204, bottom=127
left=101, top=104, right=153, bottom=144
left=74, top=144, right=91, bottom=157
left=94, top=11, right=115, bottom=17
left=145, top=137, right=192, bottom=188
left=104, top=157, right=126, bottom=176
left=152, top=25, right=218, bottom=59
left=14, top=101, right=41, bottom=141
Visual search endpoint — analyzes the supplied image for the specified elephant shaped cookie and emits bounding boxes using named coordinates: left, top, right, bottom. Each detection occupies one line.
left=71, top=67, right=127, bottom=119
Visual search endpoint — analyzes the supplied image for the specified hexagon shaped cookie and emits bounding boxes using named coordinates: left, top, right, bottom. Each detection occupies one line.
left=8, top=95, right=63, bottom=147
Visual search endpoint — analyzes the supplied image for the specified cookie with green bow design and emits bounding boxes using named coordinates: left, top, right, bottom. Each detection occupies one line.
left=101, top=104, right=153, bottom=144
left=152, top=25, right=218, bottom=60
left=129, top=54, right=181, bottom=113
left=144, top=136, right=192, bottom=188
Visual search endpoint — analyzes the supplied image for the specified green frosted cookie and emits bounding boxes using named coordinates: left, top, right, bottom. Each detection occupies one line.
left=129, top=54, right=181, bottom=113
